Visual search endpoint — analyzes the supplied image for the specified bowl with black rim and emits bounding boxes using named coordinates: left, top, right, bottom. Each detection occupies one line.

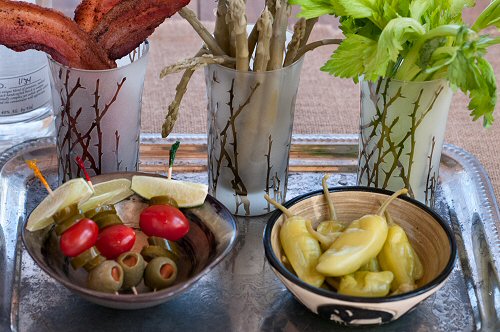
left=263, top=186, right=456, bottom=326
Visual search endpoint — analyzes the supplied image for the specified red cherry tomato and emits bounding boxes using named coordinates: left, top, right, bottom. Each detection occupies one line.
left=95, top=224, right=136, bottom=259
left=60, top=218, right=99, bottom=257
left=140, top=205, right=190, bottom=241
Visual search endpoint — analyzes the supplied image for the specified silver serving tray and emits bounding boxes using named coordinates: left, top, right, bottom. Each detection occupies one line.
left=0, top=135, right=499, bottom=332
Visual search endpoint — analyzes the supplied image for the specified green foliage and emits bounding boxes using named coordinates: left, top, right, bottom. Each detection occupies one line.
left=291, top=0, right=500, bottom=126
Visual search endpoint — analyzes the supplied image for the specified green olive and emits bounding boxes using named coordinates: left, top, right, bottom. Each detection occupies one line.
left=140, top=245, right=169, bottom=262
left=117, top=251, right=146, bottom=289
left=93, top=214, right=123, bottom=229
left=144, top=257, right=178, bottom=290
left=84, top=204, right=117, bottom=220
left=149, top=195, right=178, bottom=208
left=54, top=213, right=85, bottom=235
left=87, top=260, right=124, bottom=293
left=52, top=203, right=80, bottom=224
left=71, top=246, right=101, bottom=270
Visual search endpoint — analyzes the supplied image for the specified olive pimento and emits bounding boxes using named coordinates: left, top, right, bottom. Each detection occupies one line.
left=116, top=251, right=146, bottom=289
left=144, top=256, right=178, bottom=290
left=87, top=260, right=124, bottom=293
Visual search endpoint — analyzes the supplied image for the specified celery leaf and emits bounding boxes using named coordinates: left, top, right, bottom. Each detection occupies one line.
left=321, top=34, right=378, bottom=82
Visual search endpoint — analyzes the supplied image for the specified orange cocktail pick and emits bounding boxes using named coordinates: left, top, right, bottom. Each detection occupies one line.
left=26, top=160, right=54, bottom=196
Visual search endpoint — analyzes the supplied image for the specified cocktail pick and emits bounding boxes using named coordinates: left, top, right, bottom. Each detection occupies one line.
left=26, top=159, right=54, bottom=196
left=168, top=141, right=180, bottom=180
left=75, top=156, right=95, bottom=191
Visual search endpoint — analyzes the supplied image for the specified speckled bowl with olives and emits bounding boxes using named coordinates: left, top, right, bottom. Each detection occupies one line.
left=22, top=173, right=238, bottom=310
left=263, top=187, right=456, bottom=326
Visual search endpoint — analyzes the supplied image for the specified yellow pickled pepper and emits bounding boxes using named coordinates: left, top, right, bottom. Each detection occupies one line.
left=265, top=195, right=325, bottom=287
left=338, top=271, right=394, bottom=297
left=316, top=189, right=408, bottom=277
left=306, top=174, right=345, bottom=251
left=359, top=256, right=381, bottom=272
left=378, top=223, right=424, bottom=292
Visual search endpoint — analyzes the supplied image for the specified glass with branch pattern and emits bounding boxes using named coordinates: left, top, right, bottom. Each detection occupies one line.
left=49, top=42, right=149, bottom=183
left=358, top=78, right=453, bottom=207
left=206, top=58, right=304, bottom=216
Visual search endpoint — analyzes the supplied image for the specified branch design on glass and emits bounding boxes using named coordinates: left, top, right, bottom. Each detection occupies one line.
left=209, top=78, right=260, bottom=215
left=425, top=137, right=437, bottom=207
left=114, top=130, right=122, bottom=171
left=57, top=69, right=126, bottom=182
left=358, top=78, right=447, bottom=206
left=264, top=134, right=283, bottom=212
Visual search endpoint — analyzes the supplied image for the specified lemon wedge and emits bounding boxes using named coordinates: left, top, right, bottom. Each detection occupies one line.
left=131, top=175, right=208, bottom=208
left=26, top=178, right=93, bottom=232
left=78, top=178, right=134, bottom=212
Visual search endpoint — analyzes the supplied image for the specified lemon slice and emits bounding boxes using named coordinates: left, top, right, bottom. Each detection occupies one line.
left=131, top=175, right=208, bottom=208
left=26, top=178, right=93, bottom=232
left=79, top=178, right=134, bottom=212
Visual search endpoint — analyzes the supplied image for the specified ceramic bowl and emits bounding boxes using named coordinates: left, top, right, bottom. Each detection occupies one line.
left=22, top=173, right=238, bottom=309
left=263, top=187, right=456, bottom=326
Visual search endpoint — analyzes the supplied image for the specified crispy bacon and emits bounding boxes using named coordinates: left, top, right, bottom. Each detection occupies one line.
left=0, top=0, right=115, bottom=70
left=74, top=0, right=123, bottom=32
left=91, top=0, right=191, bottom=60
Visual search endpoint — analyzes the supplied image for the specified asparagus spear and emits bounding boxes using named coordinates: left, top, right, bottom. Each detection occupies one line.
left=283, top=17, right=305, bottom=66
left=161, top=48, right=207, bottom=137
left=214, top=0, right=230, bottom=55
left=294, top=38, right=342, bottom=62
left=160, top=54, right=236, bottom=77
left=254, top=7, right=273, bottom=72
left=179, top=8, right=226, bottom=56
left=228, top=0, right=249, bottom=71
left=267, top=0, right=291, bottom=70
left=300, top=17, right=319, bottom=49
left=266, top=0, right=277, bottom=17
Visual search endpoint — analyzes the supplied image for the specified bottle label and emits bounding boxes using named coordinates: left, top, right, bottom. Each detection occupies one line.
left=0, top=64, right=51, bottom=116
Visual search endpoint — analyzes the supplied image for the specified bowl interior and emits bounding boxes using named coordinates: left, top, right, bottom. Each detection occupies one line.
left=22, top=173, right=238, bottom=308
left=269, top=188, right=454, bottom=295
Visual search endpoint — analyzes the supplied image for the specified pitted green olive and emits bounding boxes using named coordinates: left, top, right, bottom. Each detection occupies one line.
left=117, top=251, right=146, bottom=289
left=144, top=257, right=178, bottom=290
left=87, top=260, right=124, bottom=293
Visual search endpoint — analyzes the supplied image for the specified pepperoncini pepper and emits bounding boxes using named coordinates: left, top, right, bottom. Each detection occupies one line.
left=265, top=195, right=325, bottom=287
left=378, top=222, right=424, bottom=292
left=316, top=189, right=408, bottom=277
left=306, top=174, right=345, bottom=250
left=338, top=271, right=394, bottom=297
left=359, top=256, right=381, bottom=272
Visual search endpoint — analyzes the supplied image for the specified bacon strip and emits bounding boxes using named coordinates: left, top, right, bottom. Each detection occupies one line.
left=74, top=0, right=123, bottom=32
left=0, top=0, right=115, bottom=70
left=91, top=0, right=191, bottom=60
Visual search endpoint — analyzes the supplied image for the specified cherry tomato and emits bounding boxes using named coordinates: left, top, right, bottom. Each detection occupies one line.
left=60, top=218, right=98, bottom=257
left=140, top=205, right=190, bottom=241
left=96, top=224, right=136, bottom=259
